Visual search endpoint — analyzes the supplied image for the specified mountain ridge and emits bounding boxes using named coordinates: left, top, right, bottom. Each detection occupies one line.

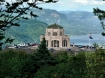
left=34, top=9, right=102, bottom=35
left=6, top=9, right=103, bottom=43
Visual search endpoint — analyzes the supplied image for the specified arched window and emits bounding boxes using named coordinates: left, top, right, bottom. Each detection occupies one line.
left=51, top=40, right=59, bottom=47
left=62, top=40, right=67, bottom=47
left=53, top=32, right=57, bottom=36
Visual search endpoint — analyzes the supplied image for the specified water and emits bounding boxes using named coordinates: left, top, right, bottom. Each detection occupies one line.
left=70, top=33, right=105, bottom=46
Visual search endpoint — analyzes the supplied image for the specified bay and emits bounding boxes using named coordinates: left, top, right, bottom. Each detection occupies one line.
left=70, top=33, right=105, bottom=46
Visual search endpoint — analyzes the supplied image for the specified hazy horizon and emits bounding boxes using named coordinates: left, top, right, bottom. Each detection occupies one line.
left=38, top=0, right=105, bottom=12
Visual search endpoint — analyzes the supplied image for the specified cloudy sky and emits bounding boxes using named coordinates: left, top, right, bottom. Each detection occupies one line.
left=38, top=0, right=105, bottom=12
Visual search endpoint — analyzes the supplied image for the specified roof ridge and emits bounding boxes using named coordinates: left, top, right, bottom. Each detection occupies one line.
left=47, top=23, right=63, bottom=29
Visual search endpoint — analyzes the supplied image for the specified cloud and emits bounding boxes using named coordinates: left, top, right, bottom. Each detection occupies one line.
left=56, top=0, right=105, bottom=10
left=5, top=0, right=105, bottom=11
left=75, top=0, right=88, bottom=4
left=74, top=0, right=105, bottom=5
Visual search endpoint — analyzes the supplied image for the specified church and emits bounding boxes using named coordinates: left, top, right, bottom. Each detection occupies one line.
left=40, top=23, right=70, bottom=49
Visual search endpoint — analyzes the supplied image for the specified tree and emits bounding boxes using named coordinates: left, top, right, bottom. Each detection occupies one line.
left=93, top=0, right=105, bottom=36
left=0, top=0, right=58, bottom=50
left=37, top=37, right=50, bottom=57
left=36, top=37, right=58, bottom=66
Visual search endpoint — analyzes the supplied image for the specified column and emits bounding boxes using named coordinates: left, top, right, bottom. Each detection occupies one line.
left=48, top=39, right=51, bottom=48
left=61, top=40, right=63, bottom=47
left=59, top=39, right=61, bottom=48
left=67, top=38, right=70, bottom=47
left=60, top=37, right=62, bottom=48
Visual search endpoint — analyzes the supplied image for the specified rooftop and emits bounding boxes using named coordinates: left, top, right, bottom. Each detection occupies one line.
left=47, top=23, right=63, bottom=29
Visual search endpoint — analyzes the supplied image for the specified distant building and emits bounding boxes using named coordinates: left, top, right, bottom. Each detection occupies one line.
left=40, top=23, right=70, bottom=49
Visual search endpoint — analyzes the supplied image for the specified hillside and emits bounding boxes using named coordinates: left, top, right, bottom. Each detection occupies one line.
left=6, top=19, right=48, bottom=44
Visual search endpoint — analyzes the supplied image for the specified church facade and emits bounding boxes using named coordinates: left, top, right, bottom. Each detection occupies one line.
left=40, top=23, right=70, bottom=49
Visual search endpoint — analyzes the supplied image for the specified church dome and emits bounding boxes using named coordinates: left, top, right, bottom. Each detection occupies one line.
left=47, top=23, right=63, bottom=29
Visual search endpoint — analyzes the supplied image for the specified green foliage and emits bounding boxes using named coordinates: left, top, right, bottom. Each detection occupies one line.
left=93, top=2, right=105, bottom=36
left=36, top=37, right=58, bottom=66
left=6, top=19, right=48, bottom=44
left=0, top=50, right=24, bottom=78
left=72, top=52, right=87, bottom=78
left=37, top=37, right=49, bottom=56
left=1, top=48, right=105, bottom=78
left=34, top=65, right=56, bottom=78
left=34, top=52, right=87, bottom=78
left=86, top=49, right=105, bottom=78
left=93, top=42, right=99, bottom=49
left=55, top=51, right=70, bottom=62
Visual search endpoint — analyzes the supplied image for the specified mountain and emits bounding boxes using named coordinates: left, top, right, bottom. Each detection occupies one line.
left=5, top=9, right=103, bottom=44
left=59, top=10, right=71, bottom=14
left=64, top=11, right=103, bottom=34
left=6, top=19, right=48, bottom=44
left=33, top=9, right=103, bottom=35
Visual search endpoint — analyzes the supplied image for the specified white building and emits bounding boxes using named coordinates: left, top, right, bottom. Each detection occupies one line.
left=40, top=23, right=70, bottom=49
